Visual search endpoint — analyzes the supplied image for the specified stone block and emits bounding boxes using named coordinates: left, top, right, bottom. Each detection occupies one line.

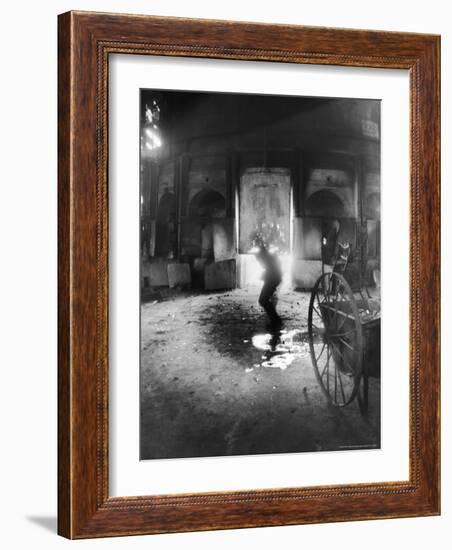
left=204, top=259, right=236, bottom=291
left=148, top=259, right=169, bottom=287
left=141, top=260, right=150, bottom=287
left=167, top=263, right=191, bottom=288
left=235, top=254, right=246, bottom=289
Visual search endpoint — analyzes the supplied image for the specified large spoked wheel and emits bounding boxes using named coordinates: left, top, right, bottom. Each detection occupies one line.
left=308, top=272, right=363, bottom=407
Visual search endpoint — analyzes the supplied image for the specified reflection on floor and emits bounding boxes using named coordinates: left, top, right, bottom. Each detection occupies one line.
left=140, top=287, right=380, bottom=460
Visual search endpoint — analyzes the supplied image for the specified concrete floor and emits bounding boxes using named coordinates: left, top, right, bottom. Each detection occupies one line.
left=140, top=287, right=380, bottom=460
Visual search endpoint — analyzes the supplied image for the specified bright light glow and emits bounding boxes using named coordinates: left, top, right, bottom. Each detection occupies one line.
left=241, top=252, right=293, bottom=288
left=145, top=105, right=153, bottom=123
left=250, top=329, right=307, bottom=371
left=244, top=254, right=264, bottom=285
left=145, top=100, right=160, bottom=124
left=143, top=127, right=162, bottom=150
left=143, top=100, right=162, bottom=152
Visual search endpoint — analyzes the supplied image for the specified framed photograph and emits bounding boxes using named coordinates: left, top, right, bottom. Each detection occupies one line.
left=58, top=11, right=440, bottom=538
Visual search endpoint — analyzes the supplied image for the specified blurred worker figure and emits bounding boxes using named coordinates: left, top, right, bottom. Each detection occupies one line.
left=255, top=241, right=283, bottom=326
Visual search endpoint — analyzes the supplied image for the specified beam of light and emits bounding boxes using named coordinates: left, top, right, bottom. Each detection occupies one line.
left=143, top=127, right=162, bottom=151
left=145, top=100, right=161, bottom=124
left=240, top=251, right=293, bottom=288
left=145, top=106, right=154, bottom=124
left=243, top=254, right=264, bottom=286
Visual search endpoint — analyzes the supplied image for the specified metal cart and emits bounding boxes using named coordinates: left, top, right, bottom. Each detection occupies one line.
left=307, top=222, right=380, bottom=415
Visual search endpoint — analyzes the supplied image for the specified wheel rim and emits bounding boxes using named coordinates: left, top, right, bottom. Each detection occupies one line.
left=308, top=272, right=363, bottom=407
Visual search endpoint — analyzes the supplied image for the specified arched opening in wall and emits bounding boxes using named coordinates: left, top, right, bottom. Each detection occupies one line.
left=305, top=190, right=346, bottom=218
left=189, top=189, right=226, bottom=260
left=155, top=191, right=176, bottom=258
left=365, top=192, right=381, bottom=220
left=189, top=189, right=226, bottom=218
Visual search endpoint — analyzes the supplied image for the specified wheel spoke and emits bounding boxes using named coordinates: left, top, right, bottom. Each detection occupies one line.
left=333, top=299, right=338, bottom=334
left=336, top=310, right=349, bottom=332
left=312, top=305, right=323, bottom=319
left=337, top=365, right=347, bottom=404
left=316, top=293, right=325, bottom=317
left=315, top=342, right=326, bottom=362
left=326, top=346, right=330, bottom=394
left=320, top=356, right=329, bottom=379
left=334, top=354, right=338, bottom=403
left=333, top=279, right=343, bottom=303
left=309, top=272, right=363, bottom=408
left=337, top=336, right=355, bottom=351
left=330, top=342, right=357, bottom=374
left=333, top=328, right=356, bottom=338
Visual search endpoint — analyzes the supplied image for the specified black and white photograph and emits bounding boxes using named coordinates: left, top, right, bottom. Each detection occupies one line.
left=139, top=89, right=381, bottom=460
left=2, top=0, right=446, bottom=546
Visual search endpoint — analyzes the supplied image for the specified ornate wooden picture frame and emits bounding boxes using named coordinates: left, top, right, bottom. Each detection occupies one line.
left=58, top=11, right=440, bottom=539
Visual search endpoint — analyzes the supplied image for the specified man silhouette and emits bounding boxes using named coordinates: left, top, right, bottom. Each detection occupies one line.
left=255, top=241, right=283, bottom=326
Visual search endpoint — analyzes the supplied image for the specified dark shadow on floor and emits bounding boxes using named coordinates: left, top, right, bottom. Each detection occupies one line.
left=26, top=516, right=57, bottom=533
